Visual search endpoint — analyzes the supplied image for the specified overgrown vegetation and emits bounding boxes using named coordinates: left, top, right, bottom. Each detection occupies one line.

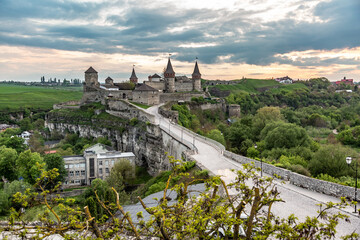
left=171, top=78, right=360, bottom=188
left=0, top=160, right=357, bottom=239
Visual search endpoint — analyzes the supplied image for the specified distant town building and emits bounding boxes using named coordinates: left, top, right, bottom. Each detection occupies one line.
left=19, top=131, right=31, bottom=145
left=63, top=143, right=135, bottom=187
left=275, top=76, right=293, bottom=84
left=335, top=77, right=354, bottom=85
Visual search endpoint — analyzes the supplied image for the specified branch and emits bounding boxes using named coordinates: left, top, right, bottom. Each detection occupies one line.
left=112, top=188, right=140, bottom=239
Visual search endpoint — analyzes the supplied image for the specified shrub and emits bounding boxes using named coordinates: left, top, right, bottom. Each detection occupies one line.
left=130, top=117, right=139, bottom=126
left=288, top=164, right=311, bottom=177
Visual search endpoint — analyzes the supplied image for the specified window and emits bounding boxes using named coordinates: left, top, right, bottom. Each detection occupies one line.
left=75, top=171, right=80, bottom=176
left=106, top=168, right=109, bottom=174
left=74, top=180, right=80, bottom=184
left=111, top=160, right=115, bottom=165
left=69, top=164, right=74, bottom=168
left=80, top=163, right=86, bottom=168
left=99, top=168, right=103, bottom=174
left=99, top=160, right=102, bottom=166
left=65, top=164, right=69, bottom=169
left=69, top=171, right=74, bottom=177
left=89, top=158, right=95, bottom=177
left=81, top=170, right=85, bottom=176
left=105, top=160, right=109, bottom=166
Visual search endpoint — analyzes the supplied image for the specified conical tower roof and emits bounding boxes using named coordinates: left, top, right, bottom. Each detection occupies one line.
left=130, top=67, right=137, bottom=79
left=164, top=58, right=175, bottom=74
left=192, top=61, right=201, bottom=75
left=85, top=66, right=97, bottom=73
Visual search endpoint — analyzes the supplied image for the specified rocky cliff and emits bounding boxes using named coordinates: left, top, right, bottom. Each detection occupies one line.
left=45, top=105, right=170, bottom=175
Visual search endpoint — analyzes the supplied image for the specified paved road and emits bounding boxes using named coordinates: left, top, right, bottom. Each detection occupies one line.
left=145, top=104, right=360, bottom=238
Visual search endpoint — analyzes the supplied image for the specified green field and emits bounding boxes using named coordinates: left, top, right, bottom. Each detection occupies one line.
left=208, top=79, right=308, bottom=94
left=0, top=84, right=83, bottom=110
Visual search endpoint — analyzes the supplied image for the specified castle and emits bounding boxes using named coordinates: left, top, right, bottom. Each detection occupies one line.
left=81, top=58, right=204, bottom=105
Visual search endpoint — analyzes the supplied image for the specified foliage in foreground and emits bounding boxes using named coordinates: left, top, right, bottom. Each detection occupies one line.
left=0, top=160, right=358, bottom=240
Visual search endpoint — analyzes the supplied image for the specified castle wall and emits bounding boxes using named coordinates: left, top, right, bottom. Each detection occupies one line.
left=132, top=91, right=160, bottom=105
left=106, top=99, right=155, bottom=123
left=175, top=81, right=193, bottom=92
left=228, top=104, right=241, bottom=118
left=159, top=92, right=205, bottom=103
left=143, top=81, right=165, bottom=91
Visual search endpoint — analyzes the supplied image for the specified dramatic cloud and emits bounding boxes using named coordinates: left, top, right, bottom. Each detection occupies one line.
left=0, top=0, right=359, bottom=81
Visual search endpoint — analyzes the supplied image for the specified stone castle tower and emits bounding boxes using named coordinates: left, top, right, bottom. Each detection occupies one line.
left=164, top=58, right=175, bottom=93
left=84, top=66, right=99, bottom=89
left=130, top=67, right=138, bottom=84
left=192, top=60, right=201, bottom=91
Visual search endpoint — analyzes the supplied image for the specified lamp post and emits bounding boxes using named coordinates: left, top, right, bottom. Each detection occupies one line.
left=255, top=144, right=262, bottom=177
left=346, top=156, right=358, bottom=214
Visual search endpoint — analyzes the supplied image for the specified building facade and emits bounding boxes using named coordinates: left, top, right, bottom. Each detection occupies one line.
left=63, top=143, right=135, bottom=187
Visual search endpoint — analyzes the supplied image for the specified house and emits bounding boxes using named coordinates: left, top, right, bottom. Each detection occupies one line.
left=275, top=76, right=293, bottom=84
left=63, top=143, right=135, bottom=187
left=148, top=73, right=162, bottom=82
left=20, top=131, right=31, bottom=145
left=335, top=77, right=354, bottom=85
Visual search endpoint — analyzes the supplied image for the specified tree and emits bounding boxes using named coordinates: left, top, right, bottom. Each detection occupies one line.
left=16, top=150, right=45, bottom=184
left=0, top=146, right=18, bottom=181
left=309, top=144, right=354, bottom=178
left=28, top=131, right=44, bottom=153
left=206, top=129, right=225, bottom=146
left=19, top=117, right=33, bottom=131
left=1, top=160, right=358, bottom=239
left=0, top=136, right=26, bottom=153
left=44, top=153, right=67, bottom=184
left=260, top=121, right=311, bottom=150
left=252, top=106, right=283, bottom=137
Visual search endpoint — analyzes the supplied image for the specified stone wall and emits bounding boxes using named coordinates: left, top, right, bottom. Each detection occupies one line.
left=143, top=81, right=165, bottom=91
left=199, top=103, right=223, bottom=111
left=159, top=104, right=179, bottom=122
left=106, top=99, right=155, bottom=123
left=223, top=151, right=356, bottom=199
left=132, top=90, right=159, bottom=105
left=160, top=92, right=205, bottom=103
left=175, top=81, right=193, bottom=92
left=228, top=104, right=241, bottom=118
left=53, top=101, right=81, bottom=110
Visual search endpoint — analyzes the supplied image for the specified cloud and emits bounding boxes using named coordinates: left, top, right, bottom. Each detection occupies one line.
left=0, top=0, right=359, bottom=70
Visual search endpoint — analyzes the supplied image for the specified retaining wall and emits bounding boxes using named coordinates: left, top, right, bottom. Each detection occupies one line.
left=224, top=151, right=355, bottom=200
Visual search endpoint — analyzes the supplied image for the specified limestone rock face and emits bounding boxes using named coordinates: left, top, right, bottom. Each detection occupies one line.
left=45, top=120, right=169, bottom=175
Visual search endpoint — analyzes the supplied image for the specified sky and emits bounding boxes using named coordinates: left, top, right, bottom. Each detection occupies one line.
left=0, top=0, right=359, bottom=82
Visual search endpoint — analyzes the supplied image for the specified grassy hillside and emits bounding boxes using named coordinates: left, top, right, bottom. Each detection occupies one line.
left=207, top=79, right=308, bottom=94
left=0, top=84, right=82, bottom=110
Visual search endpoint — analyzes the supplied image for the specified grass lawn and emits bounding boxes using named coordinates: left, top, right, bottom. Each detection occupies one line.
left=208, top=79, right=308, bottom=95
left=0, top=84, right=83, bottom=110
left=130, top=101, right=151, bottom=109
left=208, top=79, right=281, bottom=94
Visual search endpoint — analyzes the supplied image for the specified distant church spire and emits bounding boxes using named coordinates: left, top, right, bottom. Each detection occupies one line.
left=130, top=65, right=138, bottom=84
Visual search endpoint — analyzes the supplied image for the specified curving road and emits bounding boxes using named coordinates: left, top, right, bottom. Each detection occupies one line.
left=145, top=104, right=360, bottom=238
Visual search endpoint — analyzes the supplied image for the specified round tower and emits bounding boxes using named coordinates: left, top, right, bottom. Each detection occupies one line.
left=85, top=66, right=99, bottom=88
left=164, top=58, right=175, bottom=93
left=192, top=60, right=201, bottom=91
